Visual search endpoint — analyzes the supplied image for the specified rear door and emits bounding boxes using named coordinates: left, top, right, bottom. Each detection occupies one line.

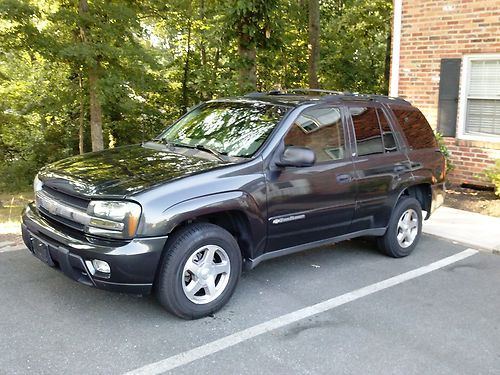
left=265, top=104, right=357, bottom=252
left=347, top=102, right=413, bottom=231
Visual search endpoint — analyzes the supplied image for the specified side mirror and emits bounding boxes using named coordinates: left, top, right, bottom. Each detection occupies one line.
left=276, top=146, right=316, bottom=167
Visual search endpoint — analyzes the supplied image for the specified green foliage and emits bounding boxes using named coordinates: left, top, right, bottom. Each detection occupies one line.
left=434, top=131, right=454, bottom=174
left=484, top=160, right=500, bottom=197
left=321, top=0, right=392, bottom=94
left=0, top=0, right=394, bottom=192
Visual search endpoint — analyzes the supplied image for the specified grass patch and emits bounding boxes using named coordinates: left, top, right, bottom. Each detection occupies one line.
left=0, top=191, right=33, bottom=232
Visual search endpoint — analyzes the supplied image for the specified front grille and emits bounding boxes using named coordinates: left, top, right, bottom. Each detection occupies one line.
left=42, top=185, right=89, bottom=210
left=37, top=186, right=90, bottom=233
left=39, top=206, right=86, bottom=231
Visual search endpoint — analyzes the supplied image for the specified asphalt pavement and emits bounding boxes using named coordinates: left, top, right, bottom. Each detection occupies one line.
left=1, top=234, right=499, bottom=374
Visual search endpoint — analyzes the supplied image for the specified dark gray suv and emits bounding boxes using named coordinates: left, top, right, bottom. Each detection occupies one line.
left=22, top=90, right=446, bottom=319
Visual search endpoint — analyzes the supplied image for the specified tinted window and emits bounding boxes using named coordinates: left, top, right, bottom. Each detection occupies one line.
left=350, top=107, right=384, bottom=156
left=284, top=106, right=345, bottom=162
left=159, top=102, right=288, bottom=157
left=391, top=107, right=438, bottom=149
left=377, top=108, right=398, bottom=153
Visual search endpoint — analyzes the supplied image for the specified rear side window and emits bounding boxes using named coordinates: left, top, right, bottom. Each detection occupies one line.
left=391, top=107, right=438, bottom=150
left=350, top=106, right=398, bottom=156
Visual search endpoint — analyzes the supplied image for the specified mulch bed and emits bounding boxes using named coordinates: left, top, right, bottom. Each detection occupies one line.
left=444, top=184, right=500, bottom=217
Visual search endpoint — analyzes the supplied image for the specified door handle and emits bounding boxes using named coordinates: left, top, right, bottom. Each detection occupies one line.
left=336, top=174, right=352, bottom=184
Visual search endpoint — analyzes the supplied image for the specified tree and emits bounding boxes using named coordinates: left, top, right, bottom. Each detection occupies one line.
left=78, top=0, right=103, bottom=151
left=308, top=0, right=320, bottom=89
left=0, top=0, right=394, bottom=191
left=225, top=0, right=278, bottom=93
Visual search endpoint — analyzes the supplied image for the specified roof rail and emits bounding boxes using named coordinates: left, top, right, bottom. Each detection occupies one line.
left=323, top=92, right=411, bottom=105
left=286, top=88, right=347, bottom=96
left=244, top=92, right=267, bottom=97
left=243, top=89, right=411, bottom=105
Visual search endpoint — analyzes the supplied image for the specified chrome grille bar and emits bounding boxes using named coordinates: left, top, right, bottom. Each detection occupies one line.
left=36, top=190, right=91, bottom=226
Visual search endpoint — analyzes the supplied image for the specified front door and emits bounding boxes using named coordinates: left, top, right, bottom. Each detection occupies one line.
left=265, top=104, right=357, bottom=252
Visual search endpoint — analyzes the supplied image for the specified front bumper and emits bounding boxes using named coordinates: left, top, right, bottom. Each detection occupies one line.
left=22, top=203, right=168, bottom=294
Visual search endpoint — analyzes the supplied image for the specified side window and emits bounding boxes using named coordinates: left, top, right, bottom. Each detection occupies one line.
left=350, top=107, right=384, bottom=156
left=391, top=107, right=438, bottom=150
left=284, top=106, right=345, bottom=162
left=377, top=108, right=398, bottom=153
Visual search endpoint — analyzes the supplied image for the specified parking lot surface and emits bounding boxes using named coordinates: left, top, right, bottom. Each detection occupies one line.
left=1, top=235, right=499, bottom=374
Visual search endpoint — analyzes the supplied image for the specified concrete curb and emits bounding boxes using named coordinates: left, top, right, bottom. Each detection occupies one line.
left=423, top=206, right=500, bottom=253
left=423, top=232, right=499, bottom=256
left=0, top=245, right=26, bottom=253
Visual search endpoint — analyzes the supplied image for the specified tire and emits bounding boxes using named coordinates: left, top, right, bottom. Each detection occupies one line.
left=377, top=197, right=423, bottom=258
left=156, top=223, right=242, bottom=319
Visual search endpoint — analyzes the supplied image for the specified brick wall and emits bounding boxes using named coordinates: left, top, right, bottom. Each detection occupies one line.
left=395, top=0, right=500, bottom=185
left=444, top=137, right=500, bottom=184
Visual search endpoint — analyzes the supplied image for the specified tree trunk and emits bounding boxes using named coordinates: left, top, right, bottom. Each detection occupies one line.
left=199, top=0, right=207, bottom=67
left=88, top=65, right=104, bottom=151
left=79, top=0, right=104, bottom=151
left=78, top=73, right=85, bottom=154
left=238, top=33, right=256, bottom=93
left=308, top=0, right=320, bottom=89
left=181, top=19, right=192, bottom=113
left=384, top=29, right=392, bottom=95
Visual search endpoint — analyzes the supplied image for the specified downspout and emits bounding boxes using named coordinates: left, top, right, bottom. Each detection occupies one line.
left=390, top=0, right=403, bottom=97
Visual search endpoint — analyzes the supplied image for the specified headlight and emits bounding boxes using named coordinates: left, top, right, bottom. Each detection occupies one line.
left=34, top=174, right=43, bottom=194
left=86, top=200, right=142, bottom=239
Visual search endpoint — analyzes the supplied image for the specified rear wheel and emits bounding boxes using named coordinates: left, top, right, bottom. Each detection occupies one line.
left=156, top=223, right=242, bottom=319
left=378, top=197, right=422, bottom=258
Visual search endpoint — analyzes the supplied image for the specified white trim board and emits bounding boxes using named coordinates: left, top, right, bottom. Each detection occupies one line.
left=457, top=54, right=500, bottom=143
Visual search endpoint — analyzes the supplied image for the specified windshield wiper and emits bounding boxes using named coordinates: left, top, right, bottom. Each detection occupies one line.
left=194, top=144, right=227, bottom=162
left=155, top=138, right=227, bottom=162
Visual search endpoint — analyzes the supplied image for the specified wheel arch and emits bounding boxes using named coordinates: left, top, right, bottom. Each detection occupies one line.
left=395, top=183, right=433, bottom=219
left=160, top=191, right=265, bottom=261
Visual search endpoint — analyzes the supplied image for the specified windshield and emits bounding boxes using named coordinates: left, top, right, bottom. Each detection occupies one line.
left=157, top=101, right=289, bottom=157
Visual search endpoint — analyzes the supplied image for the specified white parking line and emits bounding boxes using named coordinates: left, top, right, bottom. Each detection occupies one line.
left=124, top=249, right=478, bottom=375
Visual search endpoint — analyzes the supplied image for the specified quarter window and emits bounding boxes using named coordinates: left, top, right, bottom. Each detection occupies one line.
left=284, top=106, right=345, bottom=162
left=391, top=107, right=437, bottom=150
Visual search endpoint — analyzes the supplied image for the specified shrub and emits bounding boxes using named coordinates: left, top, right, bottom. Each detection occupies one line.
left=434, top=131, right=454, bottom=173
left=484, top=160, right=500, bottom=197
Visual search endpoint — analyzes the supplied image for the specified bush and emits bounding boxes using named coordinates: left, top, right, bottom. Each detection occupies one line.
left=434, top=131, right=454, bottom=173
left=0, top=159, right=38, bottom=192
left=484, top=160, right=500, bottom=197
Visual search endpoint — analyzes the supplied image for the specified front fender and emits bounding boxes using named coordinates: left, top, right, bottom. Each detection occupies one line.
left=163, top=191, right=263, bottom=232
left=138, top=191, right=267, bottom=257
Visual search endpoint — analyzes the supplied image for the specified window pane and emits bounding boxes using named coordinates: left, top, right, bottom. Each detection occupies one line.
left=465, top=99, right=500, bottom=136
left=465, top=59, right=500, bottom=136
left=468, top=60, right=500, bottom=97
left=377, top=108, right=398, bottom=153
left=160, top=102, right=288, bottom=157
left=391, top=107, right=437, bottom=150
left=351, top=107, right=384, bottom=156
left=285, top=106, right=345, bottom=162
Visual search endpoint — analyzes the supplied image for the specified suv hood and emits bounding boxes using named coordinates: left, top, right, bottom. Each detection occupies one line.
left=39, top=144, right=225, bottom=197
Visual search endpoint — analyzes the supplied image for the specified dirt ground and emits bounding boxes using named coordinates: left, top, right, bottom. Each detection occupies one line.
left=444, top=185, right=500, bottom=217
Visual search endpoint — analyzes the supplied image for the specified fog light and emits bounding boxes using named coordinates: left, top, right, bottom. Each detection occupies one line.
left=92, top=259, right=110, bottom=274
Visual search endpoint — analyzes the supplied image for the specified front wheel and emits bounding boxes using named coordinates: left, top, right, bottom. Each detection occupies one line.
left=156, top=223, right=242, bottom=319
left=378, top=197, right=423, bottom=258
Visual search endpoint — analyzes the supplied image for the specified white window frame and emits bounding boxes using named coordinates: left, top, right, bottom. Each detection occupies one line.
left=457, top=54, right=500, bottom=142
